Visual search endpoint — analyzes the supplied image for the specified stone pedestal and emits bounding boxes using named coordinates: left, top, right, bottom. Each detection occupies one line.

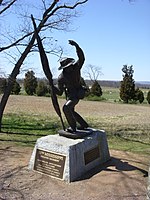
left=29, top=129, right=110, bottom=182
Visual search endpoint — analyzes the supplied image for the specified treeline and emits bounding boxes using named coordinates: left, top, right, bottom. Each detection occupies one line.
left=1, top=67, right=150, bottom=104
left=85, top=80, right=150, bottom=89
left=0, top=71, right=49, bottom=96
left=0, top=71, right=103, bottom=98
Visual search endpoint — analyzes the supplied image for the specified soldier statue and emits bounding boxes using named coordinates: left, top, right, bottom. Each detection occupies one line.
left=54, top=40, right=89, bottom=134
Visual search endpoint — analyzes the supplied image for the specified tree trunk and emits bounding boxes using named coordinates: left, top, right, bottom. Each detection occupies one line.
left=0, top=35, right=36, bottom=131
left=0, top=1, right=59, bottom=131
left=0, top=0, right=87, bottom=131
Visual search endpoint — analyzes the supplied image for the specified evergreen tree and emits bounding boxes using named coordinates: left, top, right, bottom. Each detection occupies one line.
left=0, top=78, right=7, bottom=94
left=134, top=88, right=144, bottom=104
left=146, top=90, right=150, bottom=104
left=11, top=80, right=21, bottom=95
left=36, top=80, right=48, bottom=96
left=120, top=65, right=135, bottom=103
left=80, top=77, right=90, bottom=96
left=24, top=70, right=37, bottom=95
left=90, top=81, right=102, bottom=97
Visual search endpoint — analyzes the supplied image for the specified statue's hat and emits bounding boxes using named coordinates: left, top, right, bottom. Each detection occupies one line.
left=58, top=57, right=75, bottom=70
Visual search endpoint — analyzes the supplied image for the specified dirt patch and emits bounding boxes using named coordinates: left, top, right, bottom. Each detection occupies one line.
left=0, top=142, right=149, bottom=200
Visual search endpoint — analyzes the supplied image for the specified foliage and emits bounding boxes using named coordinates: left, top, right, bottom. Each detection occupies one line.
left=146, top=90, right=150, bottom=104
left=24, top=70, right=37, bottom=95
left=36, top=80, right=49, bottom=96
left=134, top=88, right=144, bottom=104
left=11, top=79, right=21, bottom=95
left=120, top=65, right=135, bottom=103
left=90, top=80, right=102, bottom=97
left=0, top=78, right=7, bottom=94
left=80, top=77, right=90, bottom=97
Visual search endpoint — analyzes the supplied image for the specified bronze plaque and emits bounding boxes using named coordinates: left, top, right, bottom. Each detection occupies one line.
left=34, top=149, right=66, bottom=179
left=84, top=146, right=100, bottom=165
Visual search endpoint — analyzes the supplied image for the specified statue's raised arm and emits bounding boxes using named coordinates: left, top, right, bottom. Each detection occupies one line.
left=68, top=40, right=85, bottom=69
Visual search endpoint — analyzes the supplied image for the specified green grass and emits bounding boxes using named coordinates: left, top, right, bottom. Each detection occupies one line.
left=87, top=117, right=150, bottom=155
left=85, top=86, right=149, bottom=104
left=102, top=87, right=120, bottom=102
left=1, top=113, right=150, bottom=155
left=108, top=136, right=150, bottom=155
left=88, top=117, right=150, bottom=141
left=1, top=113, right=62, bottom=146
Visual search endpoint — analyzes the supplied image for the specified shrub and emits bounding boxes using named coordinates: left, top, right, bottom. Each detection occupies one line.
left=24, top=70, right=37, bottom=95
left=0, top=78, right=7, bottom=94
left=11, top=80, right=21, bottom=95
left=90, top=81, right=102, bottom=97
left=134, top=88, right=144, bottom=104
left=146, top=90, right=150, bottom=104
left=36, top=80, right=48, bottom=96
left=80, top=77, right=90, bottom=97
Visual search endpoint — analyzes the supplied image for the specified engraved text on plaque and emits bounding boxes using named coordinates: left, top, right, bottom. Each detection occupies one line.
left=84, top=146, right=100, bottom=165
left=34, top=149, right=66, bottom=179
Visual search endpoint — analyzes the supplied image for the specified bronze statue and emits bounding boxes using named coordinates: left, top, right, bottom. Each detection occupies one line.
left=54, top=40, right=89, bottom=134
left=31, top=15, right=91, bottom=138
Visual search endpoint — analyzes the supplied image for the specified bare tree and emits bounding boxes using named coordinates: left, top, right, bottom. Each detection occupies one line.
left=0, top=0, right=88, bottom=131
left=84, top=64, right=103, bottom=83
left=0, top=0, right=16, bottom=15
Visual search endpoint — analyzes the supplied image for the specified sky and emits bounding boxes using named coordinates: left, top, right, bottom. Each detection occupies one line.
left=1, top=0, right=150, bottom=81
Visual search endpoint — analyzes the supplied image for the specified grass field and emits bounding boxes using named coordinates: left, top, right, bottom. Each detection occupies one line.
left=88, top=86, right=149, bottom=103
left=0, top=92, right=150, bottom=155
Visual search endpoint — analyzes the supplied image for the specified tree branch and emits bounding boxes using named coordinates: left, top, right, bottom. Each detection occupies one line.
left=0, top=0, right=88, bottom=52
left=46, top=0, right=88, bottom=19
left=0, top=0, right=16, bottom=15
left=0, top=31, right=33, bottom=52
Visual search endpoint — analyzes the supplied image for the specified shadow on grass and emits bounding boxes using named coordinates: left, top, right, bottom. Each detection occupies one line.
left=0, top=123, right=58, bottom=145
left=0, top=130, right=48, bottom=137
left=0, top=138, right=36, bottom=144
left=119, top=135, right=150, bottom=145
left=2, top=122, right=59, bottom=131
left=1, top=121, right=59, bottom=136
left=0, top=120, right=59, bottom=145
left=78, top=157, right=148, bottom=181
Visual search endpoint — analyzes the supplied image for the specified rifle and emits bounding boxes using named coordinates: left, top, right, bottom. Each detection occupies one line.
left=31, top=14, right=65, bottom=131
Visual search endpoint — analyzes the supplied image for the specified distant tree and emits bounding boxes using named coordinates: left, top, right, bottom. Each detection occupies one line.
left=90, top=81, right=103, bottom=97
left=24, top=70, right=37, bottom=95
left=80, top=77, right=90, bottom=96
left=0, top=78, right=7, bottom=94
left=134, top=88, right=144, bottom=104
left=84, top=64, right=103, bottom=97
left=84, top=64, right=103, bottom=83
left=11, top=79, right=21, bottom=95
left=146, top=91, right=150, bottom=104
left=36, top=80, right=48, bottom=96
left=120, top=65, right=135, bottom=103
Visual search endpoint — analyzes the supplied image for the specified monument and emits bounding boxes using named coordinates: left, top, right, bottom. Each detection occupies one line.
left=29, top=129, right=110, bottom=182
left=29, top=15, right=110, bottom=182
